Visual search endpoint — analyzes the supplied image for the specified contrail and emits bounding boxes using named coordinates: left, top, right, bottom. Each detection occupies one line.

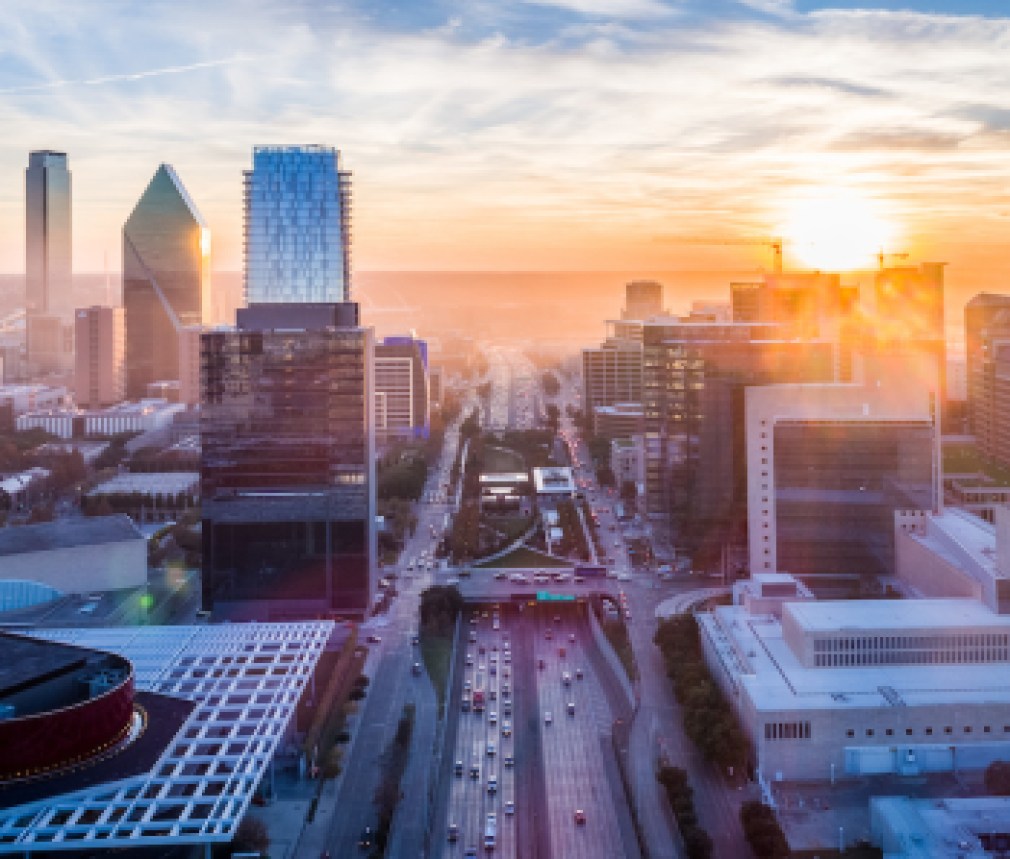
left=0, top=57, right=245, bottom=95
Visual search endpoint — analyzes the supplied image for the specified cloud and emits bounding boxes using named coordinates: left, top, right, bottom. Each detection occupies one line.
left=519, top=0, right=674, bottom=19
left=0, top=1, right=1009, bottom=276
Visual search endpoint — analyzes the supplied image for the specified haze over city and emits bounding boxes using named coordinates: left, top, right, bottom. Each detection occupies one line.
left=5, top=2, right=1010, bottom=859
left=1, top=0, right=1010, bottom=288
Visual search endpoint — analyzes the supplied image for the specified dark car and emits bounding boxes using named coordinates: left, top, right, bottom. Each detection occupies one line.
left=358, top=826, right=374, bottom=847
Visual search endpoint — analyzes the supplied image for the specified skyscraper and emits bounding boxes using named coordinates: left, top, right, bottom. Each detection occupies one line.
left=375, top=335, right=430, bottom=441
left=25, top=150, right=71, bottom=316
left=123, top=164, right=210, bottom=399
left=622, top=280, right=664, bottom=320
left=200, top=303, right=376, bottom=618
left=25, top=151, right=72, bottom=374
left=243, top=146, right=352, bottom=304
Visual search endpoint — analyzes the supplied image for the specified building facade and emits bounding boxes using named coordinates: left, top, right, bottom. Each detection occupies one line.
left=200, top=303, right=376, bottom=619
left=123, top=164, right=209, bottom=399
left=622, top=280, right=664, bottom=320
left=374, top=336, right=429, bottom=441
left=746, top=349, right=939, bottom=579
left=243, top=146, right=352, bottom=304
left=582, top=339, right=643, bottom=418
left=641, top=319, right=836, bottom=555
left=74, top=306, right=125, bottom=408
left=700, top=588, right=1010, bottom=783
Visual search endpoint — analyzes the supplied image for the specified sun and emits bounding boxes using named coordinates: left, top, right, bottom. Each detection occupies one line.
left=779, top=188, right=897, bottom=272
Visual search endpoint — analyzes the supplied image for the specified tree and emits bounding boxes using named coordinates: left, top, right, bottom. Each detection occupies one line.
left=620, top=479, right=637, bottom=502
left=986, top=760, right=1010, bottom=795
left=231, top=816, right=269, bottom=856
left=541, top=371, right=561, bottom=397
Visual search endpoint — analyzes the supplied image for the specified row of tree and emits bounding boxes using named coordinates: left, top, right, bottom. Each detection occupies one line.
left=657, top=766, right=713, bottom=859
left=739, top=801, right=790, bottom=859
left=555, top=499, right=590, bottom=559
left=653, top=614, right=751, bottom=771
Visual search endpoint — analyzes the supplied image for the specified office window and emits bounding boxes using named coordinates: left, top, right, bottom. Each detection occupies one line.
left=846, top=729, right=854, bottom=738
left=866, top=729, right=874, bottom=737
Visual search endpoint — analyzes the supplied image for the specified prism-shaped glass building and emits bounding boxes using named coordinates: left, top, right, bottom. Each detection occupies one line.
left=123, top=164, right=210, bottom=399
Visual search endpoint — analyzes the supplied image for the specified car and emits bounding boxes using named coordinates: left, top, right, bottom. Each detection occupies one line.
left=493, top=571, right=507, bottom=580
left=544, top=711, right=553, bottom=725
left=574, top=809, right=587, bottom=825
left=455, top=759, right=464, bottom=776
left=489, top=711, right=497, bottom=725
left=412, top=662, right=422, bottom=676
left=487, top=741, right=496, bottom=756
left=487, top=775, right=498, bottom=794
left=478, top=644, right=486, bottom=655
left=537, top=658, right=545, bottom=670
left=501, top=720, right=512, bottom=737
left=466, top=654, right=474, bottom=666
left=489, top=688, right=497, bottom=700
left=569, top=633, right=576, bottom=643
left=464, top=848, right=478, bottom=858
left=365, top=634, right=382, bottom=644
left=575, top=667, right=584, bottom=680
left=503, top=699, right=512, bottom=715
left=478, top=663, right=486, bottom=673
left=448, top=823, right=459, bottom=842
left=559, top=647, right=566, bottom=658
left=545, top=628, right=553, bottom=641
left=567, top=701, right=576, bottom=716
left=464, top=679, right=472, bottom=691
left=359, top=825, right=374, bottom=847
left=470, top=763, right=480, bottom=779
left=562, top=671, right=571, bottom=686
left=411, top=634, right=420, bottom=646
left=505, top=799, right=515, bottom=815
left=504, top=754, right=514, bottom=768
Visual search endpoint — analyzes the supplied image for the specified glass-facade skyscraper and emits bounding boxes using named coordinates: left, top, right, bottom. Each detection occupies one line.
left=201, top=303, right=376, bottom=619
left=26, top=150, right=72, bottom=373
left=243, top=145, right=352, bottom=304
left=25, top=150, right=71, bottom=316
left=123, top=164, right=210, bottom=399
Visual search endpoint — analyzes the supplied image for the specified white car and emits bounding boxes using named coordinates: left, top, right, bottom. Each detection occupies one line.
left=544, top=711, right=553, bottom=725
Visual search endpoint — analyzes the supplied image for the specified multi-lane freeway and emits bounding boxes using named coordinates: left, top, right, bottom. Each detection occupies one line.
left=433, top=602, right=638, bottom=859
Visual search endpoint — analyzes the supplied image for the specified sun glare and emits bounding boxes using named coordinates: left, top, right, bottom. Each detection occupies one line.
left=780, top=188, right=897, bottom=272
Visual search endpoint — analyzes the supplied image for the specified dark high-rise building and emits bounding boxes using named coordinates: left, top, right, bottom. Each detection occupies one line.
left=875, top=263, right=947, bottom=416
left=200, top=303, right=376, bottom=619
left=123, top=164, right=209, bottom=399
left=622, top=280, right=664, bottom=320
left=965, top=293, right=1010, bottom=446
left=74, top=306, right=125, bottom=408
left=26, top=151, right=72, bottom=373
left=641, top=319, right=836, bottom=555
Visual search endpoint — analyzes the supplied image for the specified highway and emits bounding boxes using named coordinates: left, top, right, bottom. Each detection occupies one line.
left=434, top=601, right=637, bottom=859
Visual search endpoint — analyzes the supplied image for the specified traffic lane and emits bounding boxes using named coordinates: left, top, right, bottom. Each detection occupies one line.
left=532, top=612, right=626, bottom=859
left=326, top=645, right=409, bottom=854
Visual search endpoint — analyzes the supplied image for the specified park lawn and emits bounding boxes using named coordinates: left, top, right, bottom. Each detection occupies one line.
left=473, top=545, right=571, bottom=569
left=483, top=444, right=526, bottom=473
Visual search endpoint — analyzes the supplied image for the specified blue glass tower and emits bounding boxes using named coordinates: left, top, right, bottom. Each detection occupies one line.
left=243, top=146, right=352, bottom=304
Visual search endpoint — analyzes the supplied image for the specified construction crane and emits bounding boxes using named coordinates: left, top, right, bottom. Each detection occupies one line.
left=658, top=235, right=784, bottom=273
left=876, top=250, right=909, bottom=270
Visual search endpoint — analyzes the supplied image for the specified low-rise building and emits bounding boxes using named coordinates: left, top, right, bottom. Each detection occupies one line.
left=700, top=575, right=1010, bottom=783
left=16, top=398, right=185, bottom=439
left=532, top=466, right=576, bottom=504
left=0, top=515, right=146, bottom=593
left=593, top=402, right=644, bottom=439
left=870, top=795, right=1010, bottom=859
left=0, top=384, right=67, bottom=416
left=85, top=471, right=199, bottom=521
left=610, top=436, right=644, bottom=492
left=479, top=471, right=531, bottom=515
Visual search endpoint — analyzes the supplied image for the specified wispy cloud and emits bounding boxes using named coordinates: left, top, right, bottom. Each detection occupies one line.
left=0, top=0, right=1008, bottom=281
left=0, top=57, right=248, bottom=95
left=519, top=0, right=674, bottom=18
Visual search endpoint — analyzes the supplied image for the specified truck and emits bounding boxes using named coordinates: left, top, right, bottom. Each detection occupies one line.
left=484, top=812, right=497, bottom=850
left=473, top=688, right=486, bottom=712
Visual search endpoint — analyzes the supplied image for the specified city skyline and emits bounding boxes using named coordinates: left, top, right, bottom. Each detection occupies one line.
left=0, top=0, right=1008, bottom=286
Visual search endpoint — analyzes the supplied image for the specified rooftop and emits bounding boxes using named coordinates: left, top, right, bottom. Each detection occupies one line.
left=88, top=471, right=200, bottom=497
left=532, top=466, right=576, bottom=494
left=783, top=596, right=1000, bottom=633
left=0, top=622, right=335, bottom=853
left=0, top=515, right=143, bottom=558
left=701, top=599, right=1010, bottom=711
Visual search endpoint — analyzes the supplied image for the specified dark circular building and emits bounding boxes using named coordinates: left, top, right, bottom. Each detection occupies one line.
left=0, top=633, right=135, bottom=780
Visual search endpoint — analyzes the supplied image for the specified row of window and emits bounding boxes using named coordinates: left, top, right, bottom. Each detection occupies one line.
left=845, top=724, right=1010, bottom=739
left=814, top=633, right=1010, bottom=652
left=815, top=649, right=1009, bottom=667
left=764, top=721, right=811, bottom=741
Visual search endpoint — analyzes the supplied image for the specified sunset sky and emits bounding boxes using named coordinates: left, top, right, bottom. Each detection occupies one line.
left=2, top=0, right=1009, bottom=287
